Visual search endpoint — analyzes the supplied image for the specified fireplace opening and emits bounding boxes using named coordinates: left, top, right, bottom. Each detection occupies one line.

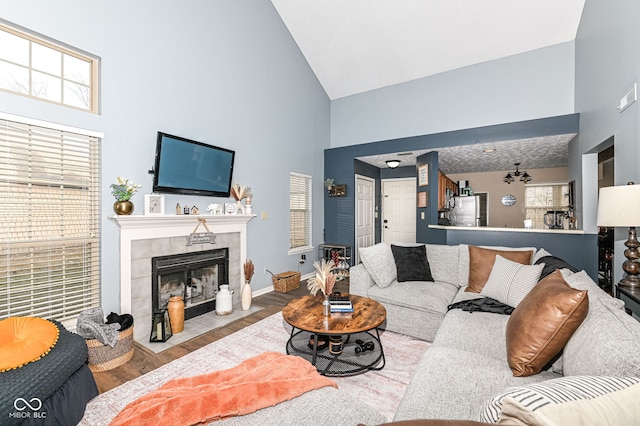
left=151, top=248, right=228, bottom=320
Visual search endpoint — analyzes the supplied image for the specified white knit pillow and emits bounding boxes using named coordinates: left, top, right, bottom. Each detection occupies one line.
left=480, top=255, right=543, bottom=308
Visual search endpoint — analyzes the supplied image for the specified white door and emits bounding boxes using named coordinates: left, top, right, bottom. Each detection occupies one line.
left=382, top=178, right=416, bottom=243
left=355, top=174, right=375, bottom=264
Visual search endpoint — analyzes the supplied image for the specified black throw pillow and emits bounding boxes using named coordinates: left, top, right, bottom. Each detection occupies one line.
left=534, top=255, right=579, bottom=281
left=391, top=244, right=434, bottom=282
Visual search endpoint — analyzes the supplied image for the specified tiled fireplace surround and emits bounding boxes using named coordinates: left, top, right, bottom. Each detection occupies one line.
left=110, top=215, right=254, bottom=343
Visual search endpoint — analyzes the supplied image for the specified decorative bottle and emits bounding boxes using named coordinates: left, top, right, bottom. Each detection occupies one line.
left=322, top=295, right=330, bottom=316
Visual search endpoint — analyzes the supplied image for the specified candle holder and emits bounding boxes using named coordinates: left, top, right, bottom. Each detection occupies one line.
left=149, top=309, right=172, bottom=342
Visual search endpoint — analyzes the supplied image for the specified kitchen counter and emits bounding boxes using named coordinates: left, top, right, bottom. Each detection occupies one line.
left=428, top=225, right=584, bottom=234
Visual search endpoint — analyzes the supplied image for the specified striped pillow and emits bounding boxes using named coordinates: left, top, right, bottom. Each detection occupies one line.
left=480, top=376, right=640, bottom=424
left=480, top=255, right=543, bottom=308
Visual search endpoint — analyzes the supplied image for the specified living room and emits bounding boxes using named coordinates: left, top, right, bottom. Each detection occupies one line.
left=2, top=1, right=640, bottom=424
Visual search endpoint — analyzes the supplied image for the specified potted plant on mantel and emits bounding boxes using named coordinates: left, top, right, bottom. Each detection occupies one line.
left=110, top=176, right=141, bottom=215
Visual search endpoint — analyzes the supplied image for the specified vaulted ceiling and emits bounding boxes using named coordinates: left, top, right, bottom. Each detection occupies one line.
left=270, top=1, right=586, bottom=173
left=271, top=0, right=586, bottom=100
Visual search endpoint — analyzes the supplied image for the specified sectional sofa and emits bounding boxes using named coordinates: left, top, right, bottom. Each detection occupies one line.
left=349, top=242, right=640, bottom=423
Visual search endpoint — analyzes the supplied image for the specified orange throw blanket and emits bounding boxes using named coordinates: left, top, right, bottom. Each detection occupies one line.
left=110, top=352, right=337, bottom=426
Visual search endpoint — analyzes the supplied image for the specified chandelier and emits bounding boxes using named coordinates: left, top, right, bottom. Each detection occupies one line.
left=503, top=163, right=532, bottom=184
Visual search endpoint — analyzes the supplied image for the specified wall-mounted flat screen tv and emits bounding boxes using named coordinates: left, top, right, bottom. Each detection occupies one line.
left=152, top=132, right=235, bottom=197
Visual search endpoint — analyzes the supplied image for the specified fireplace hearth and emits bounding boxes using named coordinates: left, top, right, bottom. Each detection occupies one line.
left=152, top=248, right=229, bottom=320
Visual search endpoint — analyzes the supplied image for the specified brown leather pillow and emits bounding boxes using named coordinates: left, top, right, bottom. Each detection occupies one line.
left=466, top=246, right=534, bottom=293
left=506, top=270, right=589, bottom=377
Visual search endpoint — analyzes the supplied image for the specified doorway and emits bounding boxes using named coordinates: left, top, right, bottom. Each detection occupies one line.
left=382, top=178, right=416, bottom=244
left=355, top=174, right=375, bottom=264
left=598, top=144, right=614, bottom=293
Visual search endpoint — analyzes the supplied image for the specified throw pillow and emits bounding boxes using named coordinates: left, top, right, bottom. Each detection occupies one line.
left=478, top=376, right=640, bottom=424
left=466, top=246, right=534, bottom=293
left=0, top=317, right=60, bottom=372
left=506, top=270, right=589, bottom=377
left=480, top=255, right=544, bottom=308
left=359, top=243, right=397, bottom=288
left=391, top=244, right=434, bottom=282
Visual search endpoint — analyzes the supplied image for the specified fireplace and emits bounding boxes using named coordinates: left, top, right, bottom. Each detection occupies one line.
left=151, top=248, right=229, bottom=320
left=110, top=214, right=253, bottom=343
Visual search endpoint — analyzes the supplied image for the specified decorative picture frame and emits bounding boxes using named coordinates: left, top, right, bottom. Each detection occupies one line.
left=144, top=194, right=165, bottom=215
left=418, top=164, right=429, bottom=186
left=224, top=203, right=237, bottom=215
left=417, top=191, right=428, bottom=208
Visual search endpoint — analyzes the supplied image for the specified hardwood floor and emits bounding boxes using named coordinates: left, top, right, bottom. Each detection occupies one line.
left=91, top=279, right=349, bottom=393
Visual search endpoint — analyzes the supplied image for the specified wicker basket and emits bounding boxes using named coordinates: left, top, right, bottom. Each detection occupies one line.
left=272, top=271, right=301, bottom=293
left=86, top=326, right=135, bottom=372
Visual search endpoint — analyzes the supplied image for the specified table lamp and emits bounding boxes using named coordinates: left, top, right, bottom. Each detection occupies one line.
left=597, top=182, right=640, bottom=289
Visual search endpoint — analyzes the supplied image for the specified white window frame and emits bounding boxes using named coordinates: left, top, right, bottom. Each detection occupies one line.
left=289, top=172, right=313, bottom=255
left=0, top=112, right=103, bottom=330
left=0, top=21, right=100, bottom=113
left=524, top=182, right=570, bottom=229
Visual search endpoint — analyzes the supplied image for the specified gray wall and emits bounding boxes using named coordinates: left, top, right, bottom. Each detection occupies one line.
left=575, top=0, right=640, bottom=286
left=1, top=1, right=330, bottom=314
left=330, top=41, right=575, bottom=147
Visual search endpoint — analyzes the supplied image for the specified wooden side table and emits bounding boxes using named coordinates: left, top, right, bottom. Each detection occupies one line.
left=282, top=294, right=386, bottom=376
left=617, top=285, right=640, bottom=320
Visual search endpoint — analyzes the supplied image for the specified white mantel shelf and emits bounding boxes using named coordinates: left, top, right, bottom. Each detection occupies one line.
left=109, top=214, right=256, bottom=229
left=109, top=213, right=256, bottom=318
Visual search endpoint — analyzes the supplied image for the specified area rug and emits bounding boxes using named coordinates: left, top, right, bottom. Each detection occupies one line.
left=80, top=312, right=430, bottom=425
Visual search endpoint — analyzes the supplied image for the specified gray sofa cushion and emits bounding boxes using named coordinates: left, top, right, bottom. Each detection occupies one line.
left=433, top=309, right=510, bottom=362
left=562, top=291, right=640, bottom=377
left=359, top=243, right=397, bottom=288
left=394, top=346, right=559, bottom=422
left=368, top=280, right=458, bottom=316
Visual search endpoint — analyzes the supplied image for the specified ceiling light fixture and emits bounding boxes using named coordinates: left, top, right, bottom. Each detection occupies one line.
left=386, top=160, right=401, bottom=169
left=503, top=163, right=532, bottom=184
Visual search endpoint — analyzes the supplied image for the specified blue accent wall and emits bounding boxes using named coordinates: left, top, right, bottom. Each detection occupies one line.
left=324, top=114, right=581, bottom=248
left=444, top=229, right=598, bottom=281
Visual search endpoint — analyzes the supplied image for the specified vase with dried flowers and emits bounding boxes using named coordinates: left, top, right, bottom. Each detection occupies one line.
left=230, top=183, right=252, bottom=215
left=307, top=259, right=337, bottom=316
left=242, top=259, right=255, bottom=310
left=110, top=176, right=142, bottom=215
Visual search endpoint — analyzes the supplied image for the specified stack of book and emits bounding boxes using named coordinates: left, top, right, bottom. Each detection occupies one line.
left=329, top=296, right=354, bottom=313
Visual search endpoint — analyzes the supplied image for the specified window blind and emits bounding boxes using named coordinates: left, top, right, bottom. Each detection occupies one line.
left=289, top=172, right=312, bottom=251
left=0, top=116, right=101, bottom=329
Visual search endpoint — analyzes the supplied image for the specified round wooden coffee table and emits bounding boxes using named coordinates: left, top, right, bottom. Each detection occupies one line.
left=282, top=294, right=386, bottom=376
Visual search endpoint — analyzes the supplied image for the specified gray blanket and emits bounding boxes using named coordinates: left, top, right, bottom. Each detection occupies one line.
left=76, top=307, right=120, bottom=347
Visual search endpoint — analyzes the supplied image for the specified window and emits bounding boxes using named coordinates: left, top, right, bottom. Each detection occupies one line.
left=0, top=113, right=102, bottom=329
left=289, top=172, right=312, bottom=254
left=0, top=22, right=99, bottom=113
left=524, top=183, right=570, bottom=229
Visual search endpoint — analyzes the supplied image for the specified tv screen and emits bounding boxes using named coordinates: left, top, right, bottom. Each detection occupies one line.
left=153, top=132, right=235, bottom=197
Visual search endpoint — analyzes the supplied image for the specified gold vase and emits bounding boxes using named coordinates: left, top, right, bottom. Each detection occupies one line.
left=167, top=295, right=185, bottom=333
left=113, top=200, right=134, bottom=215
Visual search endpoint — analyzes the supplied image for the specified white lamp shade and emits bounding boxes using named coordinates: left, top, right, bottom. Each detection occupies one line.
left=597, top=184, right=640, bottom=226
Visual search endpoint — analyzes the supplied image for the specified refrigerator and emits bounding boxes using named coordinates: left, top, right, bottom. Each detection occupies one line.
left=448, top=196, right=480, bottom=227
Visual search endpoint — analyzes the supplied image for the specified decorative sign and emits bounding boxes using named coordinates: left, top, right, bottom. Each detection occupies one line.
left=418, top=164, right=429, bottom=186
left=417, top=191, right=428, bottom=208
left=186, top=218, right=216, bottom=246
